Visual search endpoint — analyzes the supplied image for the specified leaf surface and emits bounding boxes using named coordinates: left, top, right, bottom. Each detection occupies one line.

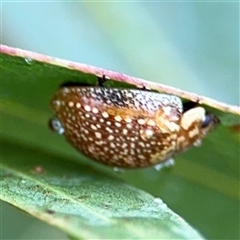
left=1, top=45, right=239, bottom=239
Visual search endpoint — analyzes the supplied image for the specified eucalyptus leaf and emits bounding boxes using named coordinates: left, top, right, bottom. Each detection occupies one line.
left=1, top=45, right=239, bottom=239
left=1, top=140, right=204, bottom=239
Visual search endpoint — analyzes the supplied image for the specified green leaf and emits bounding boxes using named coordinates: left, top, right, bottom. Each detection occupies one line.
left=1, top=45, right=239, bottom=239
left=1, top=140, right=204, bottom=239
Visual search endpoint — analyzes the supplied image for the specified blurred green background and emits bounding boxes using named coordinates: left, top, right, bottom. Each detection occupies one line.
left=1, top=1, right=239, bottom=239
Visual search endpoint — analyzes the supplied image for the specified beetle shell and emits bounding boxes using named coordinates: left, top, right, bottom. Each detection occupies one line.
left=49, top=86, right=218, bottom=168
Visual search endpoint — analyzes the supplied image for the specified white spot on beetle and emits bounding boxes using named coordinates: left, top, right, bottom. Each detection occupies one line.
left=91, top=124, right=97, bottom=130
left=115, top=115, right=122, bottom=121
left=84, top=105, right=91, bottom=112
left=108, top=135, right=114, bottom=141
left=92, top=107, right=99, bottom=114
left=68, top=101, right=74, bottom=107
left=137, top=119, right=146, bottom=125
left=102, top=111, right=109, bottom=118
left=115, top=122, right=121, bottom=127
left=95, top=132, right=102, bottom=139
left=76, top=103, right=81, bottom=108
left=122, top=129, right=128, bottom=135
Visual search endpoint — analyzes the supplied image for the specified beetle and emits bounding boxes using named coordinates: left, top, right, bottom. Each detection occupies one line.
left=49, top=78, right=219, bottom=168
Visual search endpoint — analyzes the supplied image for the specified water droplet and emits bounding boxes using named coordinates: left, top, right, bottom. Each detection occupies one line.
left=113, top=167, right=125, bottom=173
left=154, top=198, right=163, bottom=204
left=154, top=164, right=163, bottom=171
left=25, top=58, right=33, bottom=65
left=161, top=203, right=168, bottom=210
left=193, top=139, right=202, bottom=147
left=154, top=198, right=168, bottom=210
left=154, top=158, right=175, bottom=171
left=49, top=117, right=65, bottom=135
left=21, top=179, right=26, bottom=183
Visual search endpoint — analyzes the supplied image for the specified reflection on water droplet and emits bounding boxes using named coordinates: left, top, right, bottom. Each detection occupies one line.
left=49, top=117, right=65, bottom=135
left=25, top=58, right=33, bottom=65
left=113, top=167, right=125, bottom=173
left=21, top=179, right=26, bottom=183
left=154, top=158, right=175, bottom=171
